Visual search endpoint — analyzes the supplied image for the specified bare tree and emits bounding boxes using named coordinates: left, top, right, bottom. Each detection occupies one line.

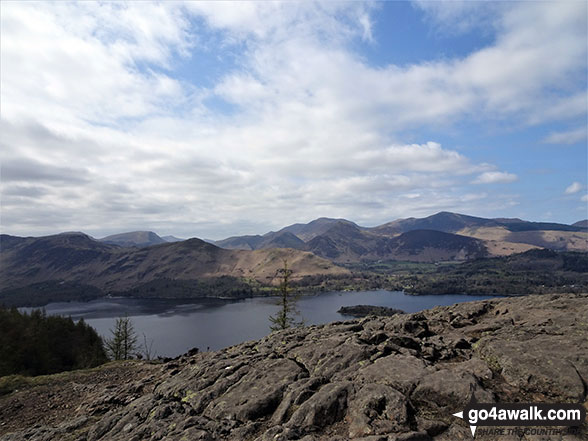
left=269, top=260, right=302, bottom=331
left=105, top=316, right=138, bottom=360
left=141, top=333, right=156, bottom=361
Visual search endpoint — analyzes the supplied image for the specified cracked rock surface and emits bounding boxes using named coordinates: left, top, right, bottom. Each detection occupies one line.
left=1, top=293, right=587, bottom=440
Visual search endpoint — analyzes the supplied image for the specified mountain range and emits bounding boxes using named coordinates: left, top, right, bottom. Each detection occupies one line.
left=1, top=212, right=586, bottom=306
left=215, top=212, right=587, bottom=262
left=84, top=213, right=588, bottom=263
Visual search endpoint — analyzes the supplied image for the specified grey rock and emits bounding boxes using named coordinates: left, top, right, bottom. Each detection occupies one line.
left=285, top=382, right=351, bottom=433
left=347, top=384, right=408, bottom=438
left=355, top=354, right=429, bottom=394
left=204, top=357, right=305, bottom=422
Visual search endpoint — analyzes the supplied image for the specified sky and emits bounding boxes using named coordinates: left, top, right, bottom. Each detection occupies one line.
left=1, top=1, right=587, bottom=240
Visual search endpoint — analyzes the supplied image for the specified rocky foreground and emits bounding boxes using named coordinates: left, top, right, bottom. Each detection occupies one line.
left=1, top=294, right=587, bottom=441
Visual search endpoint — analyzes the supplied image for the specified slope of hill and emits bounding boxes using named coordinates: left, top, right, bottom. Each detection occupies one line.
left=162, top=235, right=184, bottom=243
left=99, top=231, right=167, bottom=247
left=573, top=219, right=588, bottom=228
left=0, top=233, right=349, bottom=305
left=495, top=218, right=587, bottom=232
left=386, top=229, right=488, bottom=262
left=215, top=234, right=264, bottom=251
left=215, top=232, right=307, bottom=251
left=457, top=226, right=588, bottom=252
left=0, top=234, right=28, bottom=251
left=257, top=231, right=306, bottom=250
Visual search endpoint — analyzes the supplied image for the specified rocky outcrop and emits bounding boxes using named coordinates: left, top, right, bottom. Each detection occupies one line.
left=1, top=294, right=587, bottom=440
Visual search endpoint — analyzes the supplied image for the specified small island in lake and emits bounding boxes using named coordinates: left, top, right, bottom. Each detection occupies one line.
left=338, top=304, right=405, bottom=317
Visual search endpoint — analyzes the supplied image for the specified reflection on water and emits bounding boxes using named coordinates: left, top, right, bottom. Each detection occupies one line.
left=26, top=290, right=500, bottom=357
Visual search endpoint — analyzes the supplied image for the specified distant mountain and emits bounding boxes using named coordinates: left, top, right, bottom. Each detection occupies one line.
left=162, top=235, right=184, bottom=243
left=305, top=226, right=488, bottom=263
left=1, top=233, right=118, bottom=289
left=370, top=212, right=499, bottom=236
left=382, top=214, right=586, bottom=253
left=275, top=217, right=361, bottom=241
left=99, top=231, right=166, bottom=247
left=573, top=220, right=588, bottom=228
left=216, top=219, right=359, bottom=250
left=371, top=212, right=585, bottom=235
left=305, top=222, right=373, bottom=262
left=0, top=233, right=348, bottom=301
left=215, top=211, right=587, bottom=261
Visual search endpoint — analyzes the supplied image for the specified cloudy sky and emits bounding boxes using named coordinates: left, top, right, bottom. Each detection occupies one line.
left=1, top=1, right=587, bottom=240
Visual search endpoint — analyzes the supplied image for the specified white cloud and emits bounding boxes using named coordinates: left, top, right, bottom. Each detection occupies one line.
left=358, top=12, right=374, bottom=42
left=581, top=195, right=588, bottom=203
left=565, top=182, right=583, bottom=194
left=543, top=127, right=588, bottom=145
left=0, top=1, right=585, bottom=237
left=472, top=171, right=518, bottom=184
left=208, top=1, right=587, bottom=133
left=0, top=2, right=191, bottom=129
left=413, top=0, right=501, bottom=35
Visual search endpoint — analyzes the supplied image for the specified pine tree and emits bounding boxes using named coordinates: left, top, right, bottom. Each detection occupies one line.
left=105, top=316, right=138, bottom=360
left=269, top=260, right=301, bottom=331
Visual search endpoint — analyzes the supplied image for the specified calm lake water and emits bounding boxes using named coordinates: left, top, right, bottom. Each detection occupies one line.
left=31, top=291, right=500, bottom=357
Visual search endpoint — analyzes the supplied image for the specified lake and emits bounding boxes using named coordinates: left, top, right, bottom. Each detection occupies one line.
left=31, top=291, right=500, bottom=357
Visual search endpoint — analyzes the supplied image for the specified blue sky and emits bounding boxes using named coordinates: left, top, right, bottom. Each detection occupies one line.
left=1, top=1, right=586, bottom=239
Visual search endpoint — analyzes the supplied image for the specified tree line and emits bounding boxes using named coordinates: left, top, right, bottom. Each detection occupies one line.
left=0, top=307, right=108, bottom=376
left=0, top=306, right=159, bottom=378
